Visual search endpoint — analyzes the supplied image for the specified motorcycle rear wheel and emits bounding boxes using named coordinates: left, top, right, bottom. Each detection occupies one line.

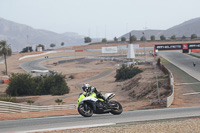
left=110, top=101, right=123, bottom=115
left=78, top=103, right=93, bottom=117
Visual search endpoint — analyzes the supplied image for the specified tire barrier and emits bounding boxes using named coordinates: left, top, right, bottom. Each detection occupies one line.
left=0, top=79, right=10, bottom=84
left=3, top=79, right=10, bottom=84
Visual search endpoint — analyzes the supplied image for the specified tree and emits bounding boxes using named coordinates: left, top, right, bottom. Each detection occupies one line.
left=160, top=35, right=166, bottom=40
left=21, top=46, right=33, bottom=53
left=140, top=36, right=146, bottom=41
left=84, top=37, right=92, bottom=43
left=121, top=37, right=126, bottom=42
left=130, top=35, right=137, bottom=43
left=102, top=38, right=107, bottom=43
left=114, top=37, right=118, bottom=42
left=35, top=44, right=45, bottom=51
left=170, top=35, right=176, bottom=40
left=61, top=42, right=64, bottom=47
left=0, top=40, right=12, bottom=75
left=182, top=35, right=186, bottom=40
left=50, top=43, right=56, bottom=49
left=191, top=34, right=197, bottom=39
left=150, top=35, right=155, bottom=41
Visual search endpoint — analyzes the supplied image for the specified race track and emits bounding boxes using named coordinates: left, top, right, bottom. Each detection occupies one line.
left=1, top=107, right=200, bottom=133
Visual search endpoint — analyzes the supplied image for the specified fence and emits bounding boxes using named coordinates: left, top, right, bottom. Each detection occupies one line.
left=0, top=101, right=77, bottom=114
left=157, top=58, right=175, bottom=107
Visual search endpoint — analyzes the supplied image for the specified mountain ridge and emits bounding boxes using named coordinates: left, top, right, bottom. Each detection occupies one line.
left=0, top=17, right=84, bottom=51
left=121, top=17, right=200, bottom=40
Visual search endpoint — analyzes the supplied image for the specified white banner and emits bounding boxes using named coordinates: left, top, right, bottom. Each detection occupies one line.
left=118, top=45, right=127, bottom=50
left=102, top=47, right=118, bottom=53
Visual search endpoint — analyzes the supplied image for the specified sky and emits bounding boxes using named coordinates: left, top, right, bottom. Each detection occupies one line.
left=0, top=0, right=200, bottom=39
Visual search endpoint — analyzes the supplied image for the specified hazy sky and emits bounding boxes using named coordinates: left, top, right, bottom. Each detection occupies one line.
left=0, top=0, right=200, bottom=39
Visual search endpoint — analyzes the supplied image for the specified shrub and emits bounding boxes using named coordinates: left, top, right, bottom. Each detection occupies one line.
left=6, top=73, right=36, bottom=96
left=55, top=99, right=64, bottom=105
left=6, top=73, right=70, bottom=96
left=0, top=94, right=17, bottom=102
left=69, top=75, right=74, bottom=79
left=115, top=64, right=143, bottom=81
left=26, top=99, right=34, bottom=105
left=48, top=73, right=70, bottom=95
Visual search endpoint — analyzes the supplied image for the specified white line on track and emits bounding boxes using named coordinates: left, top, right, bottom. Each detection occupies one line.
left=183, top=92, right=200, bottom=95
left=17, top=123, right=116, bottom=133
left=175, top=82, right=200, bottom=85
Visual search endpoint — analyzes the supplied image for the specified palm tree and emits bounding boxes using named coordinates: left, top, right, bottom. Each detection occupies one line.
left=0, top=40, right=12, bottom=75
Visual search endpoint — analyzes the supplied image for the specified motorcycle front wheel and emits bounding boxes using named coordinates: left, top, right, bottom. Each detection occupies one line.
left=78, top=103, right=93, bottom=117
left=110, top=101, right=123, bottom=115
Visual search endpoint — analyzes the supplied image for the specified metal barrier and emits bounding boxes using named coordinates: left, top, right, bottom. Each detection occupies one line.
left=157, top=58, right=175, bottom=107
left=0, top=101, right=77, bottom=114
left=166, top=70, right=174, bottom=107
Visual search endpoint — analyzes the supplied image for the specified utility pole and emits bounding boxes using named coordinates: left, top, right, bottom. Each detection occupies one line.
left=142, top=32, right=146, bottom=62
left=27, top=35, right=30, bottom=52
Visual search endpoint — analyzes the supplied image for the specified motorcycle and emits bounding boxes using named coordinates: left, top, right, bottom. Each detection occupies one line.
left=77, top=92, right=123, bottom=117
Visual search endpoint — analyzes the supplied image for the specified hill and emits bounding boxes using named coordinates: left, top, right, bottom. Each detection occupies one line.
left=0, top=18, right=84, bottom=51
left=121, top=17, right=200, bottom=40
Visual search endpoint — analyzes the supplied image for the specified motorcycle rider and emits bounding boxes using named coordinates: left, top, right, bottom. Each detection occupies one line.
left=82, top=83, right=106, bottom=102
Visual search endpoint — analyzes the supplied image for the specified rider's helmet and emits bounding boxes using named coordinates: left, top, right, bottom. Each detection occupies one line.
left=82, top=83, right=91, bottom=92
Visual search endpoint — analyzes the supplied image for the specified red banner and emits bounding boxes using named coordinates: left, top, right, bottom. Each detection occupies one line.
left=183, top=44, right=188, bottom=50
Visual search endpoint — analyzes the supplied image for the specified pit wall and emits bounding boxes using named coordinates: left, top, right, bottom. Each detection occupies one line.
left=157, top=58, right=174, bottom=107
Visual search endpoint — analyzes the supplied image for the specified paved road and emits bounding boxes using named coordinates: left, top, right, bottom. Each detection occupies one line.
left=1, top=106, right=200, bottom=133
left=20, top=54, right=100, bottom=72
left=158, top=51, right=200, bottom=81
left=20, top=58, right=48, bottom=72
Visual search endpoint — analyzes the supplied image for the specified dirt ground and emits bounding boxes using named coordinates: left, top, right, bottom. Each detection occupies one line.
left=1, top=41, right=200, bottom=121
left=35, top=117, right=200, bottom=133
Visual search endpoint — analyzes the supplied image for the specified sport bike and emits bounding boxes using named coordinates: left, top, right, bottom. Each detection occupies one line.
left=77, top=92, right=123, bottom=117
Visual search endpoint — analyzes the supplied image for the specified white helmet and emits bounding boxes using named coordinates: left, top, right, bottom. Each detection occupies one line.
left=82, top=83, right=91, bottom=92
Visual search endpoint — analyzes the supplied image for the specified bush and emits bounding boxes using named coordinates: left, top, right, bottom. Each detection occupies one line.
left=6, top=73, right=70, bottom=96
left=115, top=64, right=143, bottom=81
left=6, top=73, right=36, bottom=96
left=26, top=99, right=34, bottom=105
left=0, top=94, right=17, bottom=102
left=69, top=75, right=74, bottom=79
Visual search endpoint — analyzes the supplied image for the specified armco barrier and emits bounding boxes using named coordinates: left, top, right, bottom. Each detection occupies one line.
left=166, top=70, right=174, bottom=107
left=0, top=101, right=77, bottom=114
left=157, top=58, right=174, bottom=107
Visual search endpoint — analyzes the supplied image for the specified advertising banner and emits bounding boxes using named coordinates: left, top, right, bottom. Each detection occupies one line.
left=188, top=43, right=200, bottom=49
left=102, top=47, right=118, bottom=53
left=183, top=44, right=188, bottom=50
left=155, top=44, right=182, bottom=50
left=118, top=45, right=127, bottom=50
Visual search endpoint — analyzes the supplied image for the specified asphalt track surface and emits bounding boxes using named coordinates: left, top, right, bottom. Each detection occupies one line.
left=1, top=107, right=200, bottom=133
left=20, top=54, right=99, bottom=72
left=158, top=51, right=200, bottom=81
